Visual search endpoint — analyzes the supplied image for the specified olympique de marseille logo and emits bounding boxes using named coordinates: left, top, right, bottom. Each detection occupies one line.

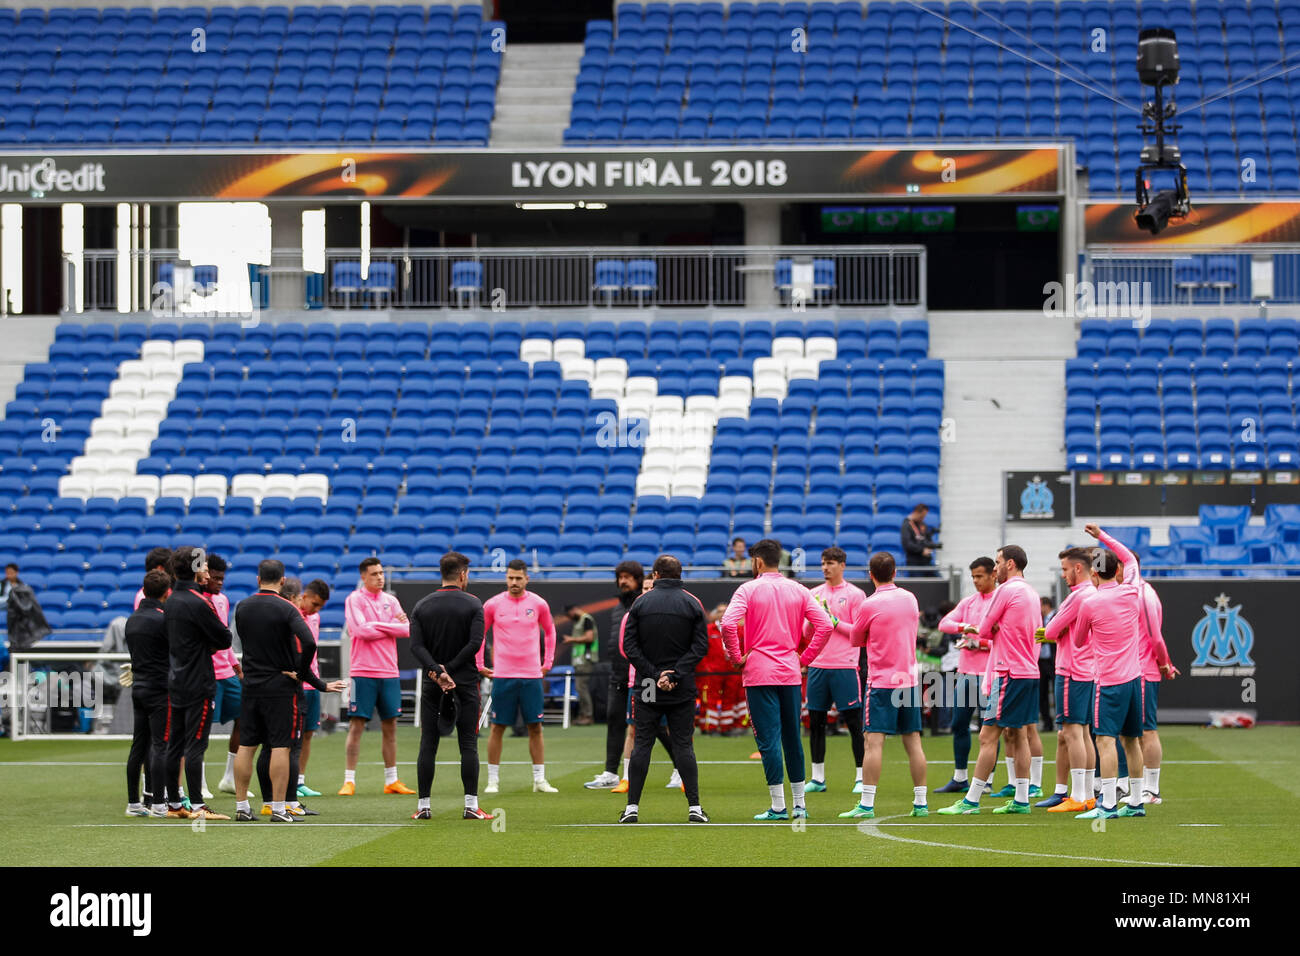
left=1190, top=593, right=1255, bottom=676
left=1019, top=477, right=1054, bottom=519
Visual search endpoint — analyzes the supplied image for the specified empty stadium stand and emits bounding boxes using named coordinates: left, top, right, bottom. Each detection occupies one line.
left=1065, top=317, right=1300, bottom=470
left=0, top=4, right=502, bottom=146
left=564, top=0, right=1300, bottom=195
left=0, top=317, right=944, bottom=627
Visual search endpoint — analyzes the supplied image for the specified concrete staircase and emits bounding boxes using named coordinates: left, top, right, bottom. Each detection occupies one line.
left=930, top=311, right=1078, bottom=597
left=0, top=316, right=60, bottom=417
left=489, top=44, right=584, bottom=147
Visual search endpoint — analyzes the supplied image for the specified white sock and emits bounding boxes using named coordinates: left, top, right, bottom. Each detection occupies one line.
left=860, top=784, right=878, bottom=809
left=487, top=764, right=500, bottom=784
left=127, top=802, right=143, bottom=811
left=152, top=803, right=167, bottom=814
left=791, top=780, right=806, bottom=808
left=288, top=800, right=300, bottom=809
left=272, top=801, right=285, bottom=814
left=768, top=784, right=786, bottom=812
left=236, top=800, right=249, bottom=813
left=1117, top=777, right=1129, bottom=796
left=1128, top=778, right=1144, bottom=807
left=1070, top=768, right=1086, bottom=803
left=1143, top=767, right=1160, bottom=794
left=1030, top=756, right=1043, bottom=788
left=200, top=766, right=209, bottom=791
left=1014, top=777, right=1029, bottom=804
left=953, top=767, right=968, bottom=783
left=1004, top=756, right=1015, bottom=786
left=178, top=786, right=185, bottom=798
left=913, top=785, right=927, bottom=807
left=811, top=762, right=825, bottom=782
left=689, top=804, right=702, bottom=813
left=224, top=753, right=235, bottom=777
left=384, top=766, right=398, bottom=786
left=532, top=764, right=545, bottom=783
left=622, top=757, right=630, bottom=780
left=1101, top=777, right=1118, bottom=810
left=1054, top=782, right=1068, bottom=795
left=344, top=770, right=356, bottom=784
left=418, top=797, right=430, bottom=810
left=965, top=777, right=987, bottom=804
left=465, top=794, right=478, bottom=811
left=854, top=766, right=863, bottom=782
left=298, top=774, right=305, bottom=786
left=625, top=803, right=638, bottom=814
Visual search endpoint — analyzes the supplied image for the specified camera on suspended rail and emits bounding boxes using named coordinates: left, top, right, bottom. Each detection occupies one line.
left=1134, top=28, right=1191, bottom=235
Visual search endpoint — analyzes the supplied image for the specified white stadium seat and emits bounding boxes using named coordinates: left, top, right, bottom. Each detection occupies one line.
left=519, top=339, right=553, bottom=364
left=116, top=360, right=151, bottom=383
left=786, top=357, right=819, bottom=381
left=560, top=357, right=595, bottom=382
left=623, top=376, right=657, bottom=398
left=126, top=475, right=161, bottom=503
left=140, top=340, right=173, bottom=363
left=231, top=473, right=265, bottom=502
left=295, top=474, right=330, bottom=499
left=805, top=336, right=837, bottom=364
left=552, top=338, right=585, bottom=363
left=91, top=474, right=130, bottom=498
left=109, top=380, right=144, bottom=401
left=57, top=475, right=94, bottom=500
left=171, top=339, right=205, bottom=365
left=192, top=474, right=228, bottom=501
left=771, top=336, right=805, bottom=361
left=159, top=474, right=195, bottom=500
left=91, top=418, right=127, bottom=438
left=262, top=473, right=297, bottom=498
left=594, top=357, right=627, bottom=379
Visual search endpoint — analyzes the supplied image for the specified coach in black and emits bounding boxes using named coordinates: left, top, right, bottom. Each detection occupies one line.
left=124, top=569, right=171, bottom=817
left=408, top=551, right=492, bottom=821
left=619, top=555, right=710, bottom=824
left=163, top=546, right=232, bottom=820
left=231, top=559, right=316, bottom=823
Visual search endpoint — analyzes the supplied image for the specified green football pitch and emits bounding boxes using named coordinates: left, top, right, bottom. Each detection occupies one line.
left=2, top=724, right=1295, bottom=867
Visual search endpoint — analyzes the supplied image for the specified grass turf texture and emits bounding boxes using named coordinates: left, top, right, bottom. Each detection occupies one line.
left=1, top=724, right=1295, bottom=866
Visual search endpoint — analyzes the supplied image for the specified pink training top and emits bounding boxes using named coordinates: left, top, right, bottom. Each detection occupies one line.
left=1138, top=581, right=1171, bottom=682
left=720, top=571, right=833, bottom=686
left=301, top=609, right=322, bottom=691
left=849, top=582, right=920, bottom=689
left=345, top=587, right=408, bottom=679
left=1073, top=529, right=1144, bottom=688
left=938, top=590, right=995, bottom=676
left=202, top=592, right=238, bottom=680
left=1045, top=581, right=1097, bottom=680
left=977, top=577, right=1043, bottom=681
left=474, top=590, right=556, bottom=679
left=804, top=580, right=867, bottom=670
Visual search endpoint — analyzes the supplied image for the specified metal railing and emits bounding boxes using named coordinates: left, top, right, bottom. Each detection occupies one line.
left=66, top=244, right=927, bottom=313
left=1084, top=246, right=1300, bottom=305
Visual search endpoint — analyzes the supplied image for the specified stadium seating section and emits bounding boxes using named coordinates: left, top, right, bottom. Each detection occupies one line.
left=1065, top=317, right=1300, bottom=470
left=0, top=4, right=502, bottom=146
left=566, top=0, right=1300, bottom=195
left=1106, top=504, right=1300, bottom=571
left=0, top=318, right=943, bottom=629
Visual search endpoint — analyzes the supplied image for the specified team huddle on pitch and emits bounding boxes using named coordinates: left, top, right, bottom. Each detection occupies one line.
left=120, top=522, right=1176, bottom=824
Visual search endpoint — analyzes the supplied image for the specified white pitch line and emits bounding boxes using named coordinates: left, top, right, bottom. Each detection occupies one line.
left=858, top=814, right=1203, bottom=866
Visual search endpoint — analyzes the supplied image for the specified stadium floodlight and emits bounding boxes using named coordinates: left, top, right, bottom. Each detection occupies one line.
left=1133, top=28, right=1190, bottom=235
